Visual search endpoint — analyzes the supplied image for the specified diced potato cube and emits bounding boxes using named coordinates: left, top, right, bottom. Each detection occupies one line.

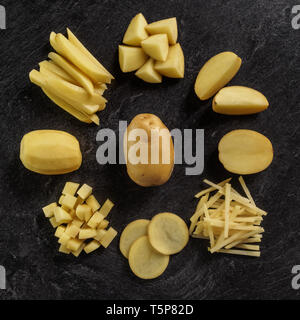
left=94, top=229, right=107, bottom=242
left=59, top=244, right=71, bottom=254
left=69, top=209, right=76, bottom=218
left=55, top=225, right=66, bottom=238
left=65, top=223, right=80, bottom=238
left=75, top=196, right=84, bottom=206
left=77, top=183, right=93, bottom=200
left=98, top=199, right=114, bottom=218
left=54, top=206, right=73, bottom=223
left=58, top=232, right=71, bottom=245
left=98, top=219, right=109, bottom=230
left=84, top=240, right=101, bottom=254
left=76, top=204, right=91, bottom=221
left=72, top=218, right=85, bottom=228
left=61, top=194, right=77, bottom=210
left=58, top=195, right=65, bottom=205
left=62, top=182, right=80, bottom=196
left=100, top=227, right=118, bottom=248
left=42, top=202, right=57, bottom=218
left=49, top=216, right=61, bottom=228
left=72, top=242, right=85, bottom=257
left=78, top=228, right=97, bottom=239
left=67, top=238, right=84, bottom=251
left=86, top=195, right=101, bottom=212
left=87, top=211, right=105, bottom=229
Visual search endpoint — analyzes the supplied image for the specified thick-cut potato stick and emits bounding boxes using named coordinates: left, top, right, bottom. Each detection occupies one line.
left=54, top=33, right=112, bottom=84
left=48, top=52, right=94, bottom=95
left=214, top=248, right=260, bottom=257
left=39, top=60, right=78, bottom=85
left=238, top=176, right=256, bottom=206
left=235, top=244, right=260, bottom=251
left=194, top=178, right=231, bottom=198
left=224, top=183, right=231, bottom=238
left=66, top=28, right=114, bottom=81
left=95, top=83, right=107, bottom=95
left=42, top=88, right=92, bottom=124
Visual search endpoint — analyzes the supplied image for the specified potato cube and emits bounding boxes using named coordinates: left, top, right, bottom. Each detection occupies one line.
left=77, top=183, right=93, bottom=200
left=86, top=195, right=101, bottom=212
left=59, top=244, right=71, bottom=254
left=76, top=204, right=91, bottom=221
left=58, top=195, right=65, bottom=205
left=84, top=240, right=101, bottom=254
left=61, top=194, right=77, bottom=210
left=55, top=225, right=66, bottom=238
left=66, top=238, right=84, bottom=251
left=42, top=202, right=57, bottom=218
left=72, top=218, right=85, bottom=228
left=65, top=223, right=80, bottom=238
left=98, top=219, right=109, bottom=230
left=49, top=216, right=61, bottom=228
left=87, top=211, right=105, bottom=229
left=58, top=232, right=71, bottom=245
left=78, top=228, right=97, bottom=239
left=98, top=199, right=114, bottom=218
left=62, top=182, right=80, bottom=196
left=100, top=227, right=118, bottom=248
left=54, top=206, right=73, bottom=223
left=75, top=196, right=84, bottom=206
left=72, top=243, right=85, bottom=257
left=94, top=229, right=107, bottom=242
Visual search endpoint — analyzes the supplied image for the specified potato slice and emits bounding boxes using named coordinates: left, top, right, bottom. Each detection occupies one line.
left=148, top=212, right=189, bottom=255
left=141, top=34, right=169, bottom=62
left=67, top=28, right=114, bottom=81
left=119, top=219, right=150, bottom=258
left=194, top=51, right=241, bottom=100
left=128, top=236, right=169, bottom=279
left=48, top=52, right=94, bottom=95
left=39, top=60, right=78, bottom=85
left=154, top=43, right=184, bottom=78
left=212, top=86, right=269, bottom=115
left=145, top=17, right=178, bottom=45
left=54, top=33, right=112, bottom=84
left=119, top=45, right=148, bottom=72
left=123, top=13, right=148, bottom=46
left=218, top=130, right=273, bottom=174
left=135, top=58, right=162, bottom=83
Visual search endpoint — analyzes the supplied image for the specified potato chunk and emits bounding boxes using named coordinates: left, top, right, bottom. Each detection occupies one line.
left=154, top=43, right=184, bottom=78
left=135, top=58, right=162, bottom=83
left=123, top=13, right=148, bottom=46
left=141, top=34, right=169, bottom=62
left=145, top=17, right=178, bottom=45
left=119, top=45, right=148, bottom=72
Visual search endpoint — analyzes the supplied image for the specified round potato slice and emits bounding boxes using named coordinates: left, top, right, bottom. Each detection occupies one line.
left=128, top=236, right=169, bottom=280
left=119, top=219, right=150, bottom=258
left=148, top=212, right=189, bottom=255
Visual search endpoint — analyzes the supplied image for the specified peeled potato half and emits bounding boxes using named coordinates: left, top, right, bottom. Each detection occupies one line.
left=128, top=236, right=169, bottom=280
left=148, top=212, right=189, bottom=255
left=119, top=219, right=150, bottom=258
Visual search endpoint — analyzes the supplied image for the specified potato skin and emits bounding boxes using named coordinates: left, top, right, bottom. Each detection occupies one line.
left=124, top=114, right=174, bottom=187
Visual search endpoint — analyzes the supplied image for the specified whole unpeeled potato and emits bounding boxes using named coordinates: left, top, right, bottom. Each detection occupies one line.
left=124, top=113, right=174, bottom=187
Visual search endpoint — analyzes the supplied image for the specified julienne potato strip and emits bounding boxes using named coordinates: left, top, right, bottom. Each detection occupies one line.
left=190, top=177, right=267, bottom=257
left=29, top=28, right=114, bottom=125
left=42, top=182, right=117, bottom=257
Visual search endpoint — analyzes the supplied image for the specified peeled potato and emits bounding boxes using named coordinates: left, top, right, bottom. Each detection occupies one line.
left=119, top=219, right=150, bottom=258
left=194, top=51, right=241, bottom=100
left=213, top=86, right=269, bottom=115
left=128, top=236, right=169, bottom=279
left=218, top=129, right=273, bottom=174
left=148, top=213, right=189, bottom=255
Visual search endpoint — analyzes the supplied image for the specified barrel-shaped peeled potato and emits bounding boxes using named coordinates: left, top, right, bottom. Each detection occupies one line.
left=194, top=52, right=241, bottom=100
left=218, top=130, right=273, bottom=174
left=213, top=86, right=269, bottom=115
left=124, top=114, right=174, bottom=187
left=20, top=130, right=82, bottom=175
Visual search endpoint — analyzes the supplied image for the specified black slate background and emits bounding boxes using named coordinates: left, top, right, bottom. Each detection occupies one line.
left=0, top=0, right=300, bottom=300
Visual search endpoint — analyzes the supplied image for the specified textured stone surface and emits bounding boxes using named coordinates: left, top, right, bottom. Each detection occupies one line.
left=0, top=0, right=300, bottom=300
